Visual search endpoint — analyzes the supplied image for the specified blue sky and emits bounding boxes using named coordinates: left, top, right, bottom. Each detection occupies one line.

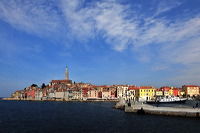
left=0, top=0, right=200, bottom=97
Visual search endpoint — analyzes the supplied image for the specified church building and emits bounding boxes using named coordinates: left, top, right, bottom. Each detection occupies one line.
left=49, top=66, right=72, bottom=86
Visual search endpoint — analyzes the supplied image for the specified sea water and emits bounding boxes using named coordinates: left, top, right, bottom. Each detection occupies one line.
left=0, top=100, right=200, bottom=133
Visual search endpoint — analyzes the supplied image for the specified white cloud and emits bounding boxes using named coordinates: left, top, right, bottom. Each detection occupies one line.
left=154, top=1, right=182, bottom=16
left=61, top=0, right=97, bottom=42
left=94, top=2, right=138, bottom=51
left=60, top=0, right=198, bottom=54
left=61, top=0, right=138, bottom=51
left=1, top=0, right=200, bottom=72
left=0, top=0, right=64, bottom=38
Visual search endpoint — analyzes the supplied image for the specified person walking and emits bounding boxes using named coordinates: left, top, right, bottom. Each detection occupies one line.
left=196, top=103, right=199, bottom=109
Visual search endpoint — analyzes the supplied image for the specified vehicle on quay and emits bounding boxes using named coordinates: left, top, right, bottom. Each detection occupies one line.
left=146, top=95, right=187, bottom=104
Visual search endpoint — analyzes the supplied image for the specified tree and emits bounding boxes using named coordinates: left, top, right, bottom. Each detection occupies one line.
left=41, top=83, right=46, bottom=89
left=31, top=84, right=38, bottom=87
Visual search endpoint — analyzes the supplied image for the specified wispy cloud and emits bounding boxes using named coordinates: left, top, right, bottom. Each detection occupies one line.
left=60, top=0, right=198, bottom=53
left=1, top=0, right=194, bottom=53
left=1, top=0, right=200, bottom=83
left=154, top=1, right=182, bottom=16
left=0, top=0, right=64, bottom=39
left=60, top=0, right=200, bottom=68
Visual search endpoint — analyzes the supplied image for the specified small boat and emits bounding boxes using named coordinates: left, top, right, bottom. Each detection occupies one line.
left=146, top=95, right=187, bottom=104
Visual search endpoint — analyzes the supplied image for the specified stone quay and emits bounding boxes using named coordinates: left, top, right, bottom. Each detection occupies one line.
left=115, top=100, right=200, bottom=117
left=126, top=103, right=200, bottom=117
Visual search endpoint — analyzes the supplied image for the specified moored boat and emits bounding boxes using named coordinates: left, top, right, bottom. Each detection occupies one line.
left=146, top=95, right=187, bottom=104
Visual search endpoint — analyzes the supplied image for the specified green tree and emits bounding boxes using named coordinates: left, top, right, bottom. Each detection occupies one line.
left=31, top=84, right=38, bottom=87
left=41, top=83, right=46, bottom=89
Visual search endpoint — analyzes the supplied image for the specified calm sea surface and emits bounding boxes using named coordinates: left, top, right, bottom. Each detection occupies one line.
left=0, top=100, right=200, bottom=133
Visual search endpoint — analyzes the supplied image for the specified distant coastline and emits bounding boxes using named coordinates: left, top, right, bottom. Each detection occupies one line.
left=2, top=97, right=119, bottom=102
left=9, top=68, right=200, bottom=104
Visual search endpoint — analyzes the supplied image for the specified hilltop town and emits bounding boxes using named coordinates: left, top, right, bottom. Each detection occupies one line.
left=9, top=67, right=200, bottom=101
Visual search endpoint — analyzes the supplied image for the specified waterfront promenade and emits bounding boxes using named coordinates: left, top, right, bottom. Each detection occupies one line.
left=125, top=101, right=200, bottom=117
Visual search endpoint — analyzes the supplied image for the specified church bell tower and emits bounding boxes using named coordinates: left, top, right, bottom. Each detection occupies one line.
left=65, top=66, right=69, bottom=80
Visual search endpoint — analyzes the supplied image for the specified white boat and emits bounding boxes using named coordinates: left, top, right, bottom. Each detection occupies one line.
left=147, top=95, right=187, bottom=104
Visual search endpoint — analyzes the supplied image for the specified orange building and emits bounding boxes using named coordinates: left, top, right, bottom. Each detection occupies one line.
left=182, top=85, right=199, bottom=97
left=87, top=89, right=98, bottom=99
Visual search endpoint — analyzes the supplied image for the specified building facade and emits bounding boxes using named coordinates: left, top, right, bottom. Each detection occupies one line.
left=135, top=86, right=156, bottom=101
left=182, top=85, right=199, bottom=96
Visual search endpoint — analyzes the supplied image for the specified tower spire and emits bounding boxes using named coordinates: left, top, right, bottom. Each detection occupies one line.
left=65, top=66, right=69, bottom=80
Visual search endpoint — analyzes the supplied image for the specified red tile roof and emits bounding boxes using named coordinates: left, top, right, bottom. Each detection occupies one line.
left=183, top=85, right=199, bottom=87
left=57, top=89, right=63, bottom=92
left=128, top=86, right=139, bottom=90
left=50, top=79, right=71, bottom=83
left=139, top=86, right=154, bottom=89
left=63, top=89, right=67, bottom=91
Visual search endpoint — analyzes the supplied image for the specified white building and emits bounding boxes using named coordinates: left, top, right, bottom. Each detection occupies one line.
left=102, top=91, right=111, bottom=99
left=35, top=89, right=43, bottom=100
left=55, top=89, right=69, bottom=100
left=117, top=85, right=129, bottom=100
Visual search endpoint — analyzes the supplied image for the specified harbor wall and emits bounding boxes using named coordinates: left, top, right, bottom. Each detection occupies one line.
left=144, top=109, right=200, bottom=117
left=124, top=103, right=200, bottom=117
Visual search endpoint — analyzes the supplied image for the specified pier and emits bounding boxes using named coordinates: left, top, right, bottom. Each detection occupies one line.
left=124, top=102, right=200, bottom=117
